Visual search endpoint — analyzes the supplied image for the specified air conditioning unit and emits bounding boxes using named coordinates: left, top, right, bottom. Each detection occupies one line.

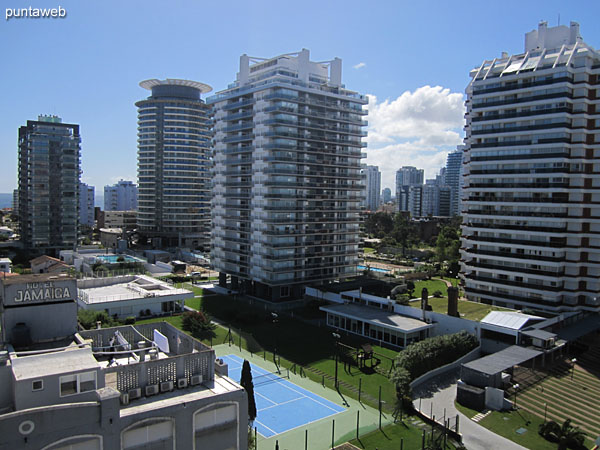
left=177, top=378, right=188, bottom=389
left=160, top=381, right=174, bottom=392
left=120, top=393, right=130, bottom=405
left=190, top=374, right=203, bottom=386
left=145, top=385, right=159, bottom=396
left=128, top=388, right=142, bottom=400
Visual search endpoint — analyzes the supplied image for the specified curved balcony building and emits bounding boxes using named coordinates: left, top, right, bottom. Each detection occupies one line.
left=136, top=79, right=212, bottom=249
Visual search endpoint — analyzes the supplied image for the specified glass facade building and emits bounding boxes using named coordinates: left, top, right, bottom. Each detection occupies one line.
left=136, top=79, right=212, bottom=249
left=18, top=115, right=80, bottom=255
left=208, top=49, right=367, bottom=301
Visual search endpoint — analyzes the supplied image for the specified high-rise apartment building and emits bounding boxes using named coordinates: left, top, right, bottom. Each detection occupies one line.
left=79, top=182, right=95, bottom=229
left=136, top=79, right=212, bottom=249
left=395, top=166, right=424, bottom=212
left=461, top=21, right=600, bottom=312
left=365, top=165, right=381, bottom=211
left=18, top=115, right=80, bottom=255
left=422, top=179, right=451, bottom=217
left=104, top=179, right=138, bottom=211
left=209, top=49, right=367, bottom=301
left=445, top=148, right=464, bottom=216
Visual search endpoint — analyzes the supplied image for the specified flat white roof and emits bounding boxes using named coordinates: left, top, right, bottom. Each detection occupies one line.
left=78, top=275, right=192, bottom=304
left=11, top=347, right=99, bottom=380
left=321, top=304, right=433, bottom=333
left=480, top=311, right=544, bottom=331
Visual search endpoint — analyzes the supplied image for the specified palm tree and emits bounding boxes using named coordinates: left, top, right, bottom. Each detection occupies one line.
left=539, top=419, right=586, bottom=449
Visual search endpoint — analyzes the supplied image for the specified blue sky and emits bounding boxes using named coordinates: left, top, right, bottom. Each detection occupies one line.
left=1, top=0, right=599, bottom=195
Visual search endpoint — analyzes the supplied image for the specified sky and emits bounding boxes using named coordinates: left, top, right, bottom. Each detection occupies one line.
left=1, top=0, right=599, bottom=196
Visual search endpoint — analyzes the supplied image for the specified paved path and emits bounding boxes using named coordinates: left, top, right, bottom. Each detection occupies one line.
left=412, top=370, right=527, bottom=450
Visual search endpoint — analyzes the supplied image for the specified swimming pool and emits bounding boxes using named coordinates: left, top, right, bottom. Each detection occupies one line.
left=358, top=265, right=390, bottom=273
left=95, top=255, right=140, bottom=264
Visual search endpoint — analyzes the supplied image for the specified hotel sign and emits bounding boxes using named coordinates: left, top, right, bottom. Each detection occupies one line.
left=3, top=280, right=76, bottom=306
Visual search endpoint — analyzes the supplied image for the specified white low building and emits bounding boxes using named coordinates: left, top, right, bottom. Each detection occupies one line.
left=77, top=274, right=193, bottom=318
left=320, top=303, right=434, bottom=348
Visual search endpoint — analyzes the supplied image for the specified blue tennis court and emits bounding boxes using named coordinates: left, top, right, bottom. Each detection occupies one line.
left=222, top=354, right=346, bottom=437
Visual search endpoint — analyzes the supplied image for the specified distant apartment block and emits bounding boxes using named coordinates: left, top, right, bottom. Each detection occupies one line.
left=136, top=79, right=212, bottom=249
left=103, top=210, right=137, bottom=231
left=364, top=165, right=381, bottom=211
left=80, top=182, right=95, bottom=229
left=445, top=148, right=464, bottom=216
left=11, top=189, right=18, bottom=217
left=104, top=179, right=138, bottom=211
left=382, top=187, right=392, bottom=204
left=18, top=115, right=80, bottom=255
left=395, top=166, right=424, bottom=213
left=461, top=21, right=600, bottom=312
left=209, top=49, right=367, bottom=301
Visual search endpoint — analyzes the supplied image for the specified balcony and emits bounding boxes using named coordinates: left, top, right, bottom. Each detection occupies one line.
left=462, top=234, right=566, bottom=248
left=466, top=274, right=563, bottom=291
left=462, top=247, right=565, bottom=262
left=471, top=122, right=571, bottom=135
left=223, top=98, right=255, bottom=111
left=471, top=107, right=573, bottom=122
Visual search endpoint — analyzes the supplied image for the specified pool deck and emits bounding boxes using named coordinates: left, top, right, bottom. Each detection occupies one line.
left=213, top=344, right=393, bottom=450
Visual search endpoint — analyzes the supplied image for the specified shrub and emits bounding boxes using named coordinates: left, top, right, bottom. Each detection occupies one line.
left=395, top=294, right=410, bottom=305
left=124, top=316, right=136, bottom=325
left=394, top=330, right=479, bottom=379
left=432, top=290, right=444, bottom=298
left=78, top=310, right=117, bottom=329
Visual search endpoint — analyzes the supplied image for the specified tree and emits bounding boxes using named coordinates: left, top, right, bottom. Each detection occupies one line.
left=391, top=214, right=418, bottom=256
left=240, top=360, right=257, bottom=421
left=181, top=311, right=217, bottom=340
left=539, top=419, right=586, bottom=450
left=435, top=223, right=461, bottom=276
left=406, top=280, right=415, bottom=297
left=390, top=365, right=412, bottom=418
left=364, top=212, right=394, bottom=238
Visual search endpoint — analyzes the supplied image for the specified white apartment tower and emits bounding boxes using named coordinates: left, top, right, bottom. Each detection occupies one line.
left=365, top=165, right=381, bottom=211
left=461, top=21, right=600, bottom=312
left=209, top=50, right=367, bottom=301
left=104, top=179, right=138, bottom=211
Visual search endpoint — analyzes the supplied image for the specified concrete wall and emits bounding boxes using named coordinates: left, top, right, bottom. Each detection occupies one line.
left=13, top=367, right=103, bottom=412
left=3, top=303, right=77, bottom=344
left=0, top=363, right=12, bottom=412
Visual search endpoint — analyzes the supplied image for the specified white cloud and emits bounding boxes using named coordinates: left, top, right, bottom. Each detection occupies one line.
left=364, top=85, right=465, bottom=190
left=353, top=62, right=366, bottom=70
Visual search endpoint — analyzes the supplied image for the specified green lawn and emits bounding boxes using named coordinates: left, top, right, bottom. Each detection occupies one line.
left=348, top=421, right=457, bottom=449
left=363, top=247, right=376, bottom=254
left=142, top=286, right=403, bottom=414
left=413, top=279, right=449, bottom=297
left=409, top=294, right=512, bottom=321
left=455, top=402, right=566, bottom=450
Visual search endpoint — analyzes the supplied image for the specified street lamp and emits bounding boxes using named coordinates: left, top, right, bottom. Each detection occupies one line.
left=271, top=312, right=279, bottom=357
left=571, top=358, right=577, bottom=380
left=332, top=332, right=341, bottom=388
left=513, top=383, right=520, bottom=409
